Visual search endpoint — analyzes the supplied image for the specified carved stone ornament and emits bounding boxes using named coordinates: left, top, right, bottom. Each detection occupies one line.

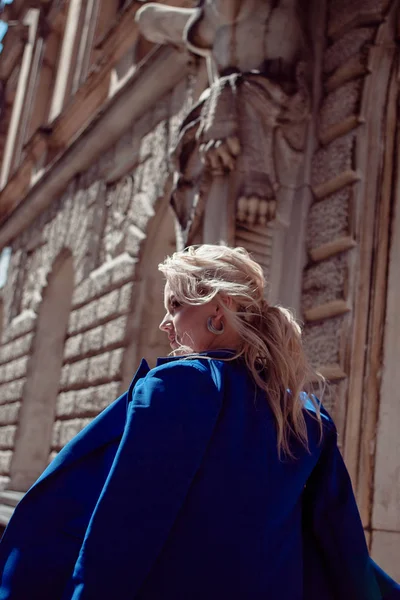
left=136, top=0, right=311, bottom=243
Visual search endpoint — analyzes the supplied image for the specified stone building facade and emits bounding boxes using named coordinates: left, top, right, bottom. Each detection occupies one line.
left=0, top=0, right=399, bottom=580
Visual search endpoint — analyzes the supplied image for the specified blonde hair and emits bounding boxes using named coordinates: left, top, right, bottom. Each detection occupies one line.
left=158, top=244, right=323, bottom=457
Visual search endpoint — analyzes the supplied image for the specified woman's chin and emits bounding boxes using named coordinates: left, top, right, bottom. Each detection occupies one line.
left=170, top=342, right=196, bottom=355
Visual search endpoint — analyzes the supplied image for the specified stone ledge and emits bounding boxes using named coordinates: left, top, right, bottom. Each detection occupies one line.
left=313, top=170, right=360, bottom=200
left=323, top=27, right=375, bottom=76
left=304, top=300, right=351, bottom=323
left=317, top=364, right=347, bottom=381
left=325, top=59, right=368, bottom=95
left=320, top=115, right=363, bottom=147
left=309, top=236, right=357, bottom=263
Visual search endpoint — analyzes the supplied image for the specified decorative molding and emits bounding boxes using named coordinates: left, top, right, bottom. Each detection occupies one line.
left=343, top=6, right=397, bottom=516
left=319, top=115, right=363, bottom=146
left=313, top=169, right=360, bottom=200
left=328, top=2, right=389, bottom=40
left=309, top=235, right=357, bottom=262
left=304, top=299, right=351, bottom=323
left=325, top=55, right=369, bottom=93
left=312, top=364, right=347, bottom=382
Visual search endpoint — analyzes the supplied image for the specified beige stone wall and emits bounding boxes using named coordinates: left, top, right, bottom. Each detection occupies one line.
left=0, top=78, right=190, bottom=491
left=302, top=0, right=399, bottom=578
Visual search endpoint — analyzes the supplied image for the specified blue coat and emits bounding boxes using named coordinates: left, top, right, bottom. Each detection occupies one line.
left=0, top=351, right=399, bottom=599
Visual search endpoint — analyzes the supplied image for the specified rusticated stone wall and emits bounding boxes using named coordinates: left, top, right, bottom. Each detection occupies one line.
left=302, top=1, right=399, bottom=577
left=302, top=0, right=394, bottom=436
left=0, top=78, right=190, bottom=491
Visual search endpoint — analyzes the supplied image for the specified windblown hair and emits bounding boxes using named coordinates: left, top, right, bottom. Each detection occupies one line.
left=158, top=244, right=323, bottom=457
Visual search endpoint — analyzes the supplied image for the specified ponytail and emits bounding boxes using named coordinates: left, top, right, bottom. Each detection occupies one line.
left=233, top=302, right=322, bottom=457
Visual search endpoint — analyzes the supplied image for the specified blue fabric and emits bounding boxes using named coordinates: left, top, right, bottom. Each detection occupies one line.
left=0, top=352, right=398, bottom=599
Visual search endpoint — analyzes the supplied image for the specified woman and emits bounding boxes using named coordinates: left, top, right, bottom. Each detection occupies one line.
left=0, top=245, right=399, bottom=600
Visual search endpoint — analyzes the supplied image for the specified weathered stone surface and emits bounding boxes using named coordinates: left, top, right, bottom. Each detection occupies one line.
left=60, top=364, right=70, bottom=390
left=312, top=132, right=355, bottom=189
left=20, top=248, right=48, bottom=314
left=168, top=78, right=192, bottom=150
left=68, top=359, right=89, bottom=388
left=74, top=382, right=120, bottom=416
left=307, top=187, right=351, bottom=251
left=324, top=28, right=375, bottom=75
left=0, top=380, right=25, bottom=404
left=88, top=352, right=110, bottom=384
left=0, top=451, right=12, bottom=475
left=371, top=532, right=400, bottom=582
left=76, top=302, right=98, bottom=332
left=51, top=421, right=61, bottom=448
left=303, top=315, right=349, bottom=368
left=103, top=316, right=128, bottom=348
left=81, top=326, right=103, bottom=355
left=48, top=451, right=58, bottom=465
left=110, top=253, right=137, bottom=286
left=0, top=357, right=29, bottom=383
left=72, top=278, right=93, bottom=309
left=96, top=289, right=120, bottom=321
left=0, top=476, right=10, bottom=491
left=320, top=80, right=362, bottom=135
left=0, top=425, right=17, bottom=449
left=0, top=333, right=34, bottom=365
left=125, top=224, right=147, bottom=257
left=90, top=263, right=112, bottom=298
left=302, top=255, right=348, bottom=311
left=56, top=391, right=77, bottom=418
left=4, top=310, right=36, bottom=343
left=0, top=402, right=21, bottom=425
left=109, top=348, right=124, bottom=380
left=64, top=334, right=83, bottom=361
left=328, top=0, right=389, bottom=39
left=118, top=283, right=134, bottom=314
left=67, top=310, right=80, bottom=336
left=57, top=418, right=92, bottom=448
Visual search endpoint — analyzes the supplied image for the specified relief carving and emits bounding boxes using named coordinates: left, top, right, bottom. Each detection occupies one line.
left=137, top=0, right=312, bottom=243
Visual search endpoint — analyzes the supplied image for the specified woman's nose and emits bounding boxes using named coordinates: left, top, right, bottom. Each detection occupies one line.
left=159, top=314, right=172, bottom=332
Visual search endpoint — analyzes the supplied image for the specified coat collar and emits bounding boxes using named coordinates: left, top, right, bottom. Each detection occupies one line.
left=155, top=349, right=237, bottom=367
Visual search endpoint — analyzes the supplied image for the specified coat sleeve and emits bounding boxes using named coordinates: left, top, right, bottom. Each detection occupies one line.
left=67, top=361, right=222, bottom=600
left=303, top=423, right=400, bottom=600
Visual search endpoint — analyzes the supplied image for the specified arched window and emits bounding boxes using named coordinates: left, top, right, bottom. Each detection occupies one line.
left=9, top=249, right=74, bottom=491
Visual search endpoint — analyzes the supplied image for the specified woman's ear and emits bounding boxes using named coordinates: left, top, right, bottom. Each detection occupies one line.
left=219, top=294, right=235, bottom=311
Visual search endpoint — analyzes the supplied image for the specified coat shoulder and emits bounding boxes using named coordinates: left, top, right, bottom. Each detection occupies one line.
left=148, top=357, right=228, bottom=392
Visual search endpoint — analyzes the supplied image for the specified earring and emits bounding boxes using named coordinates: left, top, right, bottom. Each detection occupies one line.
left=207, top=316, right=224, bottom=335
